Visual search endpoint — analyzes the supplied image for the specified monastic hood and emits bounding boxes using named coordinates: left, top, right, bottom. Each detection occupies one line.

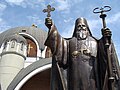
left=72, top=17, right=92, bottom=37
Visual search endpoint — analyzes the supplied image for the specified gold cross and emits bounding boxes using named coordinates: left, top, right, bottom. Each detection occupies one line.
left=43, top=5, right=55, bottom=17
left=27, top=44, right=33, bottom=54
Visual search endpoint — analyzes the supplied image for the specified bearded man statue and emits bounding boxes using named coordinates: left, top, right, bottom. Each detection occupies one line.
left=44, top=17, right=120, bottom=90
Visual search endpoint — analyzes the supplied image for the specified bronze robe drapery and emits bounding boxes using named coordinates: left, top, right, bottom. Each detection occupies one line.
left=68, top=37, right=98, bottom=90
left=98, top=38, right=120, bottom=90
left=45, top=24, right=98, bottom=90
left=45, top=25, right=68, bottom=90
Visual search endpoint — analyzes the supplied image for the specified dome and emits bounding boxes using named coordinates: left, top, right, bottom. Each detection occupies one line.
left=0, top=26, right=47, bottom=50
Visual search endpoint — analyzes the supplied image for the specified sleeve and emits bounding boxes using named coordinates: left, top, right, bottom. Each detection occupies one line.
left=110, top=42, right=120, bottom=79
left=98, top=38, right=120, bottom=89
left=110, top=42, right=120, bottom=89
left=44, top=24, right=68, bottom=67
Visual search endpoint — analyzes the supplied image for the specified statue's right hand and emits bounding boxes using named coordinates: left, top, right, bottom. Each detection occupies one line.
left=45, top=18, right=53, bottom=29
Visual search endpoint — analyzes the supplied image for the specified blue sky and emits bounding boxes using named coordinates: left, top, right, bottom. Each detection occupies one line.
left=0, top=0, right=120, bottom=63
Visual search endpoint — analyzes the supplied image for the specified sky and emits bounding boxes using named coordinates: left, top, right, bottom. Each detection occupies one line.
left=0, top=0, right=120, bottom=63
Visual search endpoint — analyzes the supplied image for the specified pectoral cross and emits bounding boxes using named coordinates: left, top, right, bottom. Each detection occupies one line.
left=43, top=5, right=55, bottom=17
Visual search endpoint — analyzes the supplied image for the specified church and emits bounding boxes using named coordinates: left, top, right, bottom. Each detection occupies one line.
left=0, top=25, right=52, bottom=90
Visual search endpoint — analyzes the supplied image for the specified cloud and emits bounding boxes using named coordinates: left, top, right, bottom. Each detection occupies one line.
left=87, top=19, right=102, bottom=38
left=5, top=0, right=24, bottom=5
left=0, top=3, right=10, bottom=32
left=0, top=3, right=7, bottom=12
left=23, top=0, right=45, bottom=9
left=5, top=0, right=28, bottom=8
left=4, top=0, right=83, bottom=12
left=0, top=3, right=7, bottom=16
left=5, top=0, right=45, bottom=8
left=55, top=0, right=70, bottom=11
left=61, top=25, right=74, bottom=38
left=0, top=18, right=11, bottom=32
left=107, top=12, right=120, bottom=23
left=69, top=0, right=83, bottom=6
left=54, top=0, right=83, bottom=12
left=64, top=17, right=73, bottom=23
left=6, top=0, right=24, bottom=3
left=88, top=19, right=100, bottom=30
left=27, top=15, right=43, bottom=25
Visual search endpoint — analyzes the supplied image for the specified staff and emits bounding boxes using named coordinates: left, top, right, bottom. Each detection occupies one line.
left=93, top=6, right=114, bottom=90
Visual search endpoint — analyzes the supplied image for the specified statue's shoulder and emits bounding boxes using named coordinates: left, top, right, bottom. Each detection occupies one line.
left=89, top=36, right=98, bottom=42
left=69, top=37, right=76, bottom=40
left=64, top=37, right=75, bottom=41
left=63, top=37, right=77, bottom=45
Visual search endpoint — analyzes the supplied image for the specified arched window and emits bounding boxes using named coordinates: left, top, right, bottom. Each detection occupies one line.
left=26, top=38, right=37, bottom=57
left=11, top=39, right=16, bottom=48
left=20, top=41, right=25, bottom=51
left=3, top=40, right=8, bottom=49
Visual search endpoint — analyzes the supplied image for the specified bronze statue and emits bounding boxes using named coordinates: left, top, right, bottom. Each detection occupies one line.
left=43, top=5, right=120, bottom=90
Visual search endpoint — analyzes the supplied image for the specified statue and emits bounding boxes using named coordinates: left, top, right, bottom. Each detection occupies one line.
left=43, top=5, right=120, bottom=90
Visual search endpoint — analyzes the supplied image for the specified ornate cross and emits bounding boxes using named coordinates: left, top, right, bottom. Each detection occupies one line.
left=43, top=5, right=55, bottom=17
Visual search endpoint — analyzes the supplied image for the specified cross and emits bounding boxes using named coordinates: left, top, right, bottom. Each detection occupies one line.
left=27, top=44, right=33, bottom=54
left=43, top=5, right=55, bottom=17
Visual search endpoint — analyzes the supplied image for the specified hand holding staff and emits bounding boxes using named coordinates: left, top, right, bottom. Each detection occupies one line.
left=93, top=6, right=114, bottom=90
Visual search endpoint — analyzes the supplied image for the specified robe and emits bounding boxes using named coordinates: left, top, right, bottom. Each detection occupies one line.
left=98, top=38, right=120, bottom=90
left=45, top=25, right=99, bottom=90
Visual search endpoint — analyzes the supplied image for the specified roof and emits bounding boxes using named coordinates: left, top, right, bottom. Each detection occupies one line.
left=0, top=26, right=47, bottom=50
left=4, top=34, right=27, bottom=44
left=7, top=57, right=52, bottom=90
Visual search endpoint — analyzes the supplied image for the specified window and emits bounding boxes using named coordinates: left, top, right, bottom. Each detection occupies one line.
left=20, top=41, right=24, bottom=51
left=11, top=39, right=16, bottom=48
left=3, top=40, right=8, bottom=49
left=26, top=38, right=37, bottom=57
left=22, top=30, right=26, bottom=32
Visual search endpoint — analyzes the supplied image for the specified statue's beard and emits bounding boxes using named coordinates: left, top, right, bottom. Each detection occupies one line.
left=76, top=30, right=88, bottom=40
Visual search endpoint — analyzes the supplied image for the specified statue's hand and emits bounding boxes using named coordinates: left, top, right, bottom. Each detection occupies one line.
left=45, top=18, right=53, bottom=29
left=101, top=28, right=112, bottom=45
left=102, top=28, right=112, bottom=38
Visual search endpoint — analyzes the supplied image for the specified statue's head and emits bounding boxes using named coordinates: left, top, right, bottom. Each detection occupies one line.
left=73, top=17, right=92, bottom=40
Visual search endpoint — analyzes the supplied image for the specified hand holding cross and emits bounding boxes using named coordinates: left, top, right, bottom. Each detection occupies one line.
left=43, top=5, right=55, bottom=29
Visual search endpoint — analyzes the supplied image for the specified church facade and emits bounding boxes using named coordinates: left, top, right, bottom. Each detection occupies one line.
left=0, top=25, right=52, bottom=90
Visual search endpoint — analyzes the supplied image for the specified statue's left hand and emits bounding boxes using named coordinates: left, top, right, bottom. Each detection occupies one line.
left=101, top=28, right=112, bottom=45
left=101, top=28, right=112, bottom=38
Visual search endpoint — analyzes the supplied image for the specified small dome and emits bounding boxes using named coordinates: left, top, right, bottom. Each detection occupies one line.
left=4, top=34, right=27, bottom=44
left=0, top=26, right=47, bottom=50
